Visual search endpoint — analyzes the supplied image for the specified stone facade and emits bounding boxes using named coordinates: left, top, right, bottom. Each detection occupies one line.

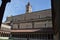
left=5, top=9, right=51, bottom=22
left=5, top=9, right=52, bottom=29
left=1, top=9, right=53, bottom=40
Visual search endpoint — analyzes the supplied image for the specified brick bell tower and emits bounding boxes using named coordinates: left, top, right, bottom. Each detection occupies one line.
left=26, top=1, right=32, bottom=13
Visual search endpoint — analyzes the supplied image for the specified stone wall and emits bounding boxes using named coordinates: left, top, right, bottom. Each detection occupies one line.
left=20, top=23, right=32, bottom=29
left=12, top=20, right=52, bottom=29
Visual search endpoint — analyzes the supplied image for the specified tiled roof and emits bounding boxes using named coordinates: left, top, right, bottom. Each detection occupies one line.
left=6, top=9, right=51, bottom=22
left=11, top=28, right=53, bottom=33
left=11, top=29, right=40, bottom=32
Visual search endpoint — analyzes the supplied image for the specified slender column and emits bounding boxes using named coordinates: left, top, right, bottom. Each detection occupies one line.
left=27, top=34, right=29, bottom=40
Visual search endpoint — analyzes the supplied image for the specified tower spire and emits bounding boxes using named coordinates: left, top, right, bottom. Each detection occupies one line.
left=26, top=0, right=32, bottom=13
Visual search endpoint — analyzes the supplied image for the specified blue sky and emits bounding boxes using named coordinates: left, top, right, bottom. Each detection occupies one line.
left=0, top=0, right=51, bottom=22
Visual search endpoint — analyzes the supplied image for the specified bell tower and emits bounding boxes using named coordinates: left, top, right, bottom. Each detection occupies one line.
left=26, top=1, right=32, bottom=13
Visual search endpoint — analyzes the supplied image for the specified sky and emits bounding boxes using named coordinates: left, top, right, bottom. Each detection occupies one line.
left=0, top=0, right=51, bottom=22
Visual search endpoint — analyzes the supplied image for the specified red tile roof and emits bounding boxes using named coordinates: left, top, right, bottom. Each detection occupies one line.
left=11, top=29, right=40, bottom=32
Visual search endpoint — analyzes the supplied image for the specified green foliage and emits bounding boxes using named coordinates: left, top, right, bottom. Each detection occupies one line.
left=0, top=39, right=13, bottom=40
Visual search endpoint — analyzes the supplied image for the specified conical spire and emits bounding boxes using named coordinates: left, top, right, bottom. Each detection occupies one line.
left=27, top=1, right=30, bottom=6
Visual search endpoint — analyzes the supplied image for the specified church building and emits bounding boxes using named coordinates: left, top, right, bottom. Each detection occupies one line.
left=0, top=1, right=53, bottom=40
